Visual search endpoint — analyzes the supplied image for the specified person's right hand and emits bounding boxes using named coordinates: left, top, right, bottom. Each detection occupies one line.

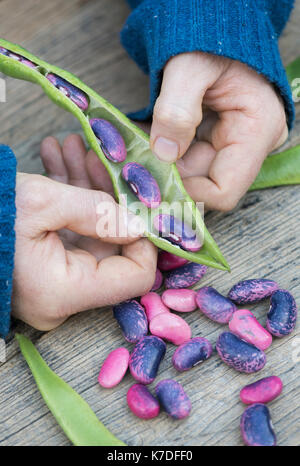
left=12, top=134, right=157, bottom=331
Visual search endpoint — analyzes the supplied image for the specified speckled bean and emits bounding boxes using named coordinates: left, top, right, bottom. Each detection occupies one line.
left=155, top=379, right=191, bottom=420
left=0, top=47, right=37, bottom=68
left=129, top=336, right=166, bottom=384
left=216, top=332, right=266, bottom=373
left=113, top=299, right=148, bottom=343
left=149, top=312, right=191, bottom=345
left=157, top=250, right=188, bottom=271
left=228, top=279, right=279, bottom=304
left=127, top=384, right=160, bottom=419
left=153, top=214, right=202, bottom=252
left=229, top=309, right=272, bottom=350
left=165, top=262, right=208, bottom=289
left=240, top=404, right=276, bottom=446
left=46, top=73, right=89, bottom=110
left=140, top=292, right=170, bottom=322
left=89, top=118, right=126, bottom=163
left=122, top=162, right=161, bottom=208
left=172, top=337, right=213, bottom=372
left=196, top=287, right=236, bottom=324
left=240, top=376, right=283, bottom=404
left=267, top=289, right=297, bottom=337
left=162, top=289, right=197, bottom=312
left=98, top=347, right=130, bottom=388
left=150, top=269, right=163, bottom=291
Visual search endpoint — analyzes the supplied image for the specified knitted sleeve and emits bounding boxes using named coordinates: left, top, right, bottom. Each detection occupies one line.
left=0, top=145, right=16, bottom=339
left=121, top=0, right=295, bottom=127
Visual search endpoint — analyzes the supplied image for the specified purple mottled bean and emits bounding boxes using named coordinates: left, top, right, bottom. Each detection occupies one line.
left=165, top=262, right=208, bottom=289
left=150, top=269, right=163, bottom=291
left=122, top=162, right=161, bottom=208
left=240, top=376, right=283, bottom=404
left=153, top=214, right=202, bottom=252
left=113, top=299, right=148, bottom=343
left=162, top=289, right=197, bottom=312
left=157, top=250, right=188, bottom=272
left=155, top=379, right=191, bottom=420
left=172, top=337, right=213, bottom=372
left=0, top=47, right=37, bottom=68
left=228, top=279, right=279, bottom=304
left=216, top=332, right=266, bottom=373
left=127, top=384, right=160, bottom=419
left=240, top=404, right=276, bottom=446
left=89, top=118, right=126, bottom=163
left=46, top=73, right=89, bottom=111
left=266, top=289, right=297, bottom=337
left=129, top=336, right=166, bottom=384
left=196, top=287, right=236, bottom=324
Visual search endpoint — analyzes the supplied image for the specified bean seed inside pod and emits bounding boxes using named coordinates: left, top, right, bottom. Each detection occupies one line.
left=153, top=214, right=202, bottom=252
left=165, top=262, right=208, bottom=289
left=155, top=379, right=191, bottom=420
left=216, top=331, right=266, bottom=373
left=196, top=287, right=236, bottom=324
left=172, top=337, right=213, bottom=372
left=157, top=250, right=188, bottom=271
left=129, top=335, right=166, bottom=384
left=113, top=299, right=148, bottom=343
left=122, top=162, right=161, bottom=208
left=46, top=73, right=89, bottom=111
left=229, top=309, right=272, bottom=350
left=240, top=404, right=276, bottom=446
left=89, top=118, right=126, bottom=163
left=228, top=278, right=279, bottom=304
left=0, top=47, right=37, bottom=68
left=127, top=384, right=160, bottom=419
left=266, top=289, right=297, bottom=337
left=162, top=289, right=197, bottom=312
left=240, top=376, right=283, bottom=404
left=98, top=347, right=130, bottom=389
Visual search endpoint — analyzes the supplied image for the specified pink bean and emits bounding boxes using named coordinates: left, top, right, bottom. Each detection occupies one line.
left=162, top=289, right=197, bottom=312
left=149, top=312, right=191, bottom=345
left=127, top=384, right=160, bottom=419
left=157, top=250, right=188, bottom=271
left=140, top=292, right=170, bottom=321
left=240, top=376, right=283, bottom=404
left=150, top=269, right=163, bottom=291
left=229, top=309, right=272, bottom=351
left=98, top=347, right=130, bottom=388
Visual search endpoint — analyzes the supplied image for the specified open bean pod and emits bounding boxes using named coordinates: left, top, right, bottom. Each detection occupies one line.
left=0, top=38, right=229, bottom=271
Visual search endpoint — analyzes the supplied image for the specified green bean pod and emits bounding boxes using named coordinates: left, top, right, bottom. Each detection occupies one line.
left=0, top=38, right=229, bottom=271
left=16, top=334, right=126, bottom=446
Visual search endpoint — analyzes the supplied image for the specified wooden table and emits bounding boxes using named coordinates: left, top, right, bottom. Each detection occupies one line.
left=0, top=0, right=299, bottom=446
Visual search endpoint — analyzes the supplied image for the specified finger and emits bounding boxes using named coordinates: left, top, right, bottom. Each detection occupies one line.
left=176, top=141, right=216, bottom=179
left=16, top=174, right=143, bottom=243
left=75, top=236, right=120, bottom=261
left=40, top=136, right=68, bottom=183
left=66, top=238, right=157, bottom=311
left=150, top=53, right=224, bottom=163
left=85, top=149, right=114, bottom=195
left=62, top=134, right=91, bottom=188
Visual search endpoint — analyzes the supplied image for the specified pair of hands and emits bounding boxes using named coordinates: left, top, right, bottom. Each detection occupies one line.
left=13, top=52, right=288, bottom=331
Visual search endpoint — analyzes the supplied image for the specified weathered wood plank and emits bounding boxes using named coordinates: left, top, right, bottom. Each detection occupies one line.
left=0, top=0, right=299, bottom=446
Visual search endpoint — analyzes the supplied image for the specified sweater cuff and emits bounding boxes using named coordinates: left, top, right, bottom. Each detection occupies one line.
left=121, top=0, right=295, bottom=128
left=0, top=145, right=16, bottom=339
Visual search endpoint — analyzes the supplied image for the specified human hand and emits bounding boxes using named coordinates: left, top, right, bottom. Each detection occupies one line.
left=13, top=135, right=156, bottom=331
left=150, top=52, right=288, bottom=211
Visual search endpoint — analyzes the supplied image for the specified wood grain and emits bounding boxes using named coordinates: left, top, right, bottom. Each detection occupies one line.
left=0, top=0, right=299, bottom=446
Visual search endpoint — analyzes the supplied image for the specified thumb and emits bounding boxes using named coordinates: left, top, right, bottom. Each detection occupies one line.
left=16, top=174, right=143, bottom=243
left=150, top=53, right=222, bottom=163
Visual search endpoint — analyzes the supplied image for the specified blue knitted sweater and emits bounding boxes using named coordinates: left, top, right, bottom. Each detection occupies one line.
left=0, top=0, right=295, bottom=338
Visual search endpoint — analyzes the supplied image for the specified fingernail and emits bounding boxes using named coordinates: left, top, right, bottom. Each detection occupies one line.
left=153, top=137, right=179, bottom=163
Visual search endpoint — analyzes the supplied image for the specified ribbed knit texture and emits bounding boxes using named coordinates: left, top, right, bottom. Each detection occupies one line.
left=122, top=0, right=295, bottom=127
left=0, top=145, right=16, bottom=338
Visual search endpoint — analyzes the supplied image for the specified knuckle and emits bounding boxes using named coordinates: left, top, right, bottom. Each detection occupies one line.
left=215, top=191, right=239, bottom=212
left=16, top=174, right=50, bottom=213
left=154, top=99, right=196, bottom=131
